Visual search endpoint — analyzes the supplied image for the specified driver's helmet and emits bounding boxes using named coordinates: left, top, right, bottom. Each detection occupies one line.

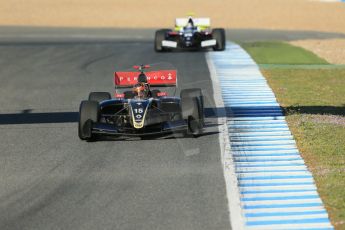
left=186, top=17, right=194, bottom=28
left=132, top=82, right=149, bottom=99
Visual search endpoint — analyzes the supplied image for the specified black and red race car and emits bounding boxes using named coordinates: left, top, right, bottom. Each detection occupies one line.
left=78, top=63, right=204, bottom=141
left=155, top=16, right=226, bottom=51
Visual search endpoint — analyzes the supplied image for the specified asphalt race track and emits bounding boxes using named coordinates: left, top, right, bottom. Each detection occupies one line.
left=0, top=28, right=231, bottom=230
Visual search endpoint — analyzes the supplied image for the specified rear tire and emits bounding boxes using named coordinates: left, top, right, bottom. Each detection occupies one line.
left=212, top=28, right=226, bottom=51
left=88, top=92, right=111, bottom=103
left=78, top=100, right=99, bottom=140
left=155, top=29, right=171, bottom=52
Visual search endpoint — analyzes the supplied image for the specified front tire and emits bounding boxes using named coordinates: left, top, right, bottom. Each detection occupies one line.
left=212, top=28, right=226, bottom=51
left=181, top=88, right=204, bottom=124
left=181, top=88, right=204, bottom=136
left=78, top=100, right=99, bottom=140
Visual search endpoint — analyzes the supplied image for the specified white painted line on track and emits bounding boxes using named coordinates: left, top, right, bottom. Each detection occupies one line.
left=206, top=42, right=333, bottom=229
left=245, top=223, right=333, bottom=230
left=243, top=206, right=326, bottom=214
left=246, top=213, right=329, bottom=222
left=242, top=191, right=318, bottom=198
left=242, top=198, right=322, bottom=206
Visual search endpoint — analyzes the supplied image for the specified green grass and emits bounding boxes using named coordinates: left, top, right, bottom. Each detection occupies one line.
left=241, top=41, right=345, bottom=229
left=241, top=41, right=328, bottom=65
left=263, top=69, right=345, bottom=108
left=285, top=113, right=345, bottom=229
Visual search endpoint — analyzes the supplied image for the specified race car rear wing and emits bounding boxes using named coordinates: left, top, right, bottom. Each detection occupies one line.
left=114, top=70, right=177, bottom=88
left=175, top=17, right=211, bottom=30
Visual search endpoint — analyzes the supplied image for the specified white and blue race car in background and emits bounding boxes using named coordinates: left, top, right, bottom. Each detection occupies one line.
left=155, top=16, right=226, bottom=52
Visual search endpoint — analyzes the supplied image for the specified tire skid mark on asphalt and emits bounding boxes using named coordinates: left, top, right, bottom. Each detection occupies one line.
left=207, top=42, right=334, bottom=230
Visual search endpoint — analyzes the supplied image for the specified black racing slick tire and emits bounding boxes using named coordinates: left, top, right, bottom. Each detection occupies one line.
left=181, top=88, right=204, bottom=136
left=212, top=28, right=226, bottom=51
left=88, top=92, right=111, bottom=103
left=78, top=100, right=100, bottom=140
left=154, top=29, right=171, bottom=52
left=180, top=88, right=204, bottom=124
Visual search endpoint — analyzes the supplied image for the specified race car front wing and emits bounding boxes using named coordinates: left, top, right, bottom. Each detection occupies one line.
left=162, top=39, right=216, bottom=49
left=91, top=120, right=187, bottom=137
